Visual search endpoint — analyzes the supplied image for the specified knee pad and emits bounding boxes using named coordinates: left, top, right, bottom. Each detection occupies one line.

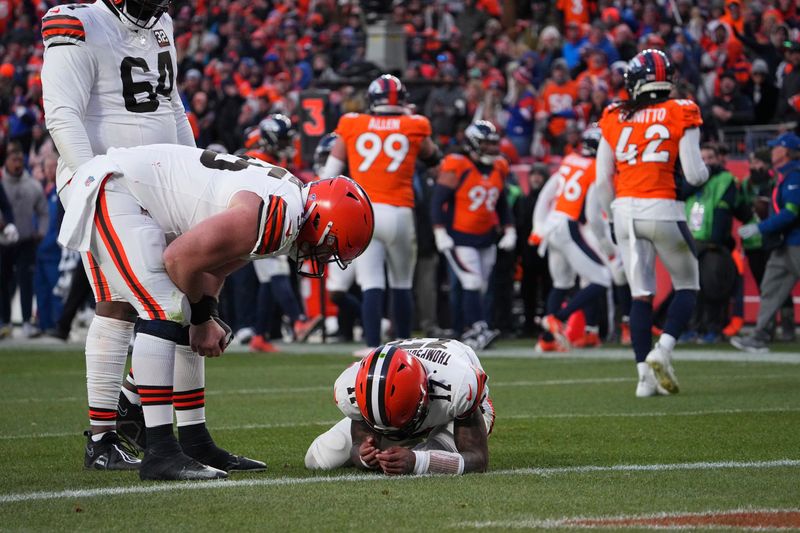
left=135, top=318, right=189, bottom=345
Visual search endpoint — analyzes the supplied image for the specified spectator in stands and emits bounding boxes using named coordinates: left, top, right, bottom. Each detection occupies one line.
left=705, top=70, right=755, bottom=141
left=518, top=164, right=552, bottom=336
left=535, top=58, right=577, bottom=156
left=682, top=144, right=738, bottom=344
left=562, top=22, right=587, bottom=70
left=425, top=63, right=466, bottom=146
left=503, top=66, right=536, bottom=157
left=33, top=154, right=62, bottom=334
left=747, top=59, right=778, bottom=125
left=776, top=41, right=800, bottom=125
left=732, top=132, right=800, bottom=353
left=0, top=141, right=47, bottom=338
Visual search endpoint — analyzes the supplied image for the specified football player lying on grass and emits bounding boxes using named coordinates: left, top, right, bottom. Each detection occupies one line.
left=305, top=338, right=493, bottom=475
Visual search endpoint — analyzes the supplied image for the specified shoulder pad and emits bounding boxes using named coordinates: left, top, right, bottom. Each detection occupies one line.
left=42, top=7, right=87, bottom=46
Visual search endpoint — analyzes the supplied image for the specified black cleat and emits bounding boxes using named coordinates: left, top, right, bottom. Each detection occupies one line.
left=117, top=393, right=146, bottom=452
left=140, top=439, right=228, bottom=481
left=210, top=452, right=267, bottom=473
left=84, top=430, right=141, bottom=471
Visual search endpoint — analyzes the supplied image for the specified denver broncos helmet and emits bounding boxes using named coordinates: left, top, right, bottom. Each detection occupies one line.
left=367, top=74, right=407, bottom=113
left=624, top=49, right=674, bottom=100
left=295, top=176, right=374, bottom=277
left=465, top=120, right=501, bottom=165
left=581, top=124, right=603, bottom=157
left=354, top=345, right=429, bottom=440
left=104, top=0, right=170, bottom=29
left=313, top=133, right=339, bottom=175
left=258, top=114, right=295, bottom=157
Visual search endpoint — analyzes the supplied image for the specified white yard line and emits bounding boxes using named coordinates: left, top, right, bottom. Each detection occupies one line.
left=3, top=405, right=799, bottom=441
left=1, top=459, right=797, bottom=505
left=453, top=507, right=800, bottom=530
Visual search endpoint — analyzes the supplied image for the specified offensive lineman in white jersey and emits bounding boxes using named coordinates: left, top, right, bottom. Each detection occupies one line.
left=59, top=144, right=375, bottom=480
left=41, top=0, right=196, bottom=471
left=305, top=338, right=493, bottom=475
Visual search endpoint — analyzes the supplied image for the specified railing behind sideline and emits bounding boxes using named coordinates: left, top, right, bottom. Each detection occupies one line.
left=718, top=122, right=798, bottom=157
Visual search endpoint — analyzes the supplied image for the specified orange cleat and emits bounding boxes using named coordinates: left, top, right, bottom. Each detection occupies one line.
left=722, top=316, right=744, bottom=338
left=249, top=335, right=278, bottom=353
left=294, top=315, right=323, bottom=343
left=573, top=331, right=602, bottom=348
left=535, top=338, right=568, bottom=353
left=542, top=314, right=570, bottom=348
left=619, top=322, right=631, bottom=345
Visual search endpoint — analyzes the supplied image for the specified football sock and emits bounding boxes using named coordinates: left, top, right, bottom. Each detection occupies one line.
left=361, top=288, right=384, bottom=347
left=86, top=316, right=134, bottom=429
left=630, top=300, right=653, bottom=363
left=132, top=332, right=176, bottom=428
left=271, top=275, right=302, bottom=323
left=583, top=296, right=601, bottom=328
left=391, top=288, right=413, bottom=339
left=546, top=288, right=568, bottom=316
left=146, top=423, right=177, bottom=452
left=555, top=284, right=605, bottom=322
left=658, top=333, right=676, bottom=352
left=662, top=289, right=697, bottom=340
left=178, top=422, right=228, bottom=464
left=462, top=289, right=482, bottom=328
left=122, top=368, right=141, bottom=405
left=174, top=344, right=205, bottom=427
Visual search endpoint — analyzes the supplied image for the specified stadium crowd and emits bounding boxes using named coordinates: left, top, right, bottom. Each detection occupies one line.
left=1, top=0, right=799, bottom=352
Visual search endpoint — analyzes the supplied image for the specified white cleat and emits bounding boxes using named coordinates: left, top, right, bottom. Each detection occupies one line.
left=635, top=365, right=670, bottom=397
left=645, top=344, right=680, bottom=394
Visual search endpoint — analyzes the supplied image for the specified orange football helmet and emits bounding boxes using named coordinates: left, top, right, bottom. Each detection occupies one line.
left=354, top=345, right=429, bottom=440
left=295, top=176, right=374, bottom=277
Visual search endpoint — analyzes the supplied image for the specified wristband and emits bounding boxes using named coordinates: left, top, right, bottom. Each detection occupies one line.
left=190, top=295, right=218, bottom=325
left=413, top=450, right=465, bottom=475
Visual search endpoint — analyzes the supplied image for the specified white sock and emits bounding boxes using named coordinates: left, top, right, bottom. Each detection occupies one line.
left=132, top=332, right=176, bottom=428
left=86, top=316, right=135, bottom=428
left=636, top=362, right=650, bottom=380
left=174, top=344, right=206, bottom=427
left=658, top=333, right=676, bottom=352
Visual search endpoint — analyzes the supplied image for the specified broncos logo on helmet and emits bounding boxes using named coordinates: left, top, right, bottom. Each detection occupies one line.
left=367, top=74, right=408, bottom=114
left=465, top=120, right=501, bottom=165
left=581, top=124, right=603, bottom=157
left=624, top=49, right=674, bottom=100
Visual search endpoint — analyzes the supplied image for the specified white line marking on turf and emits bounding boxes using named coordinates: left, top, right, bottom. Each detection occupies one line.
left=4, top=406, right=800, bottom=440
left=452, top=507, right=800, bottom=530
left=1, top=459, right=797, bottom=505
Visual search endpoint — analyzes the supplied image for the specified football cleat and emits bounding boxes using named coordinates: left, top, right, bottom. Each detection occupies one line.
left=542, top=315, right=570, bottom=349
left=140, top=439, right=228, bottom=481
left=722, top=316, right=744, bottom=338
left=535, top=339, right=568, bottom=353
left=117, top=392, right=146, bottom=452
left=84, top=430, right=141, bottom=470
left=645, top=344, right=680, bottom=394
left=635, top=366, right=670, bottom=398
left=730, top=334, right=770, bottom=354
left=294, top=315, right=324, bottom=343
left=572, top=330, right=602, bottom=348
left=249, top=334, right=279, bottom=353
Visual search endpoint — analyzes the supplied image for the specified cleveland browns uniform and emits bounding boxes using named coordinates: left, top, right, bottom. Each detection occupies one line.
left=58, top=145, right=304, bottom=322
left=41, top=1, right=192, bottom=190
left=305, top=338, right=494, bottom=470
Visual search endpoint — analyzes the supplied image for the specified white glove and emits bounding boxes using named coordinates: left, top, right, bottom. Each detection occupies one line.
left=738, top=223, right=760, bottom=240
left=2, top=223, right=19, bottom=244
left=433, top=226, right=454, bottom=252
left=497, top=227, right=517, bottom=251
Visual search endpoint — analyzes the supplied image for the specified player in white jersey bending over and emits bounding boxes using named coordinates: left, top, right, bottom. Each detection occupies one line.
left=305, top=338, right=493, bottom=475
left=58, top=145, right=375, bottom=480
left=40, top=0, right=197, bottom=471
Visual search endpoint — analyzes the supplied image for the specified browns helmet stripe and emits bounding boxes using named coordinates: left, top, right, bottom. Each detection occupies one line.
left=362, top=347, right=381, bottom=425
left=374, top=346, right=398, bottom=427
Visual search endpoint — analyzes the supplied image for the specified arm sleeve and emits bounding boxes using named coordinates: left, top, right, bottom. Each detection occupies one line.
left=532, top=173, right=560, bottom=233
left=431, top=183, right=455, bottom=226
left=41, top=44, right=96, bottom=172
left=678, top=128, right=709, bottom=187
left=594, top=137, right=616, bottom=215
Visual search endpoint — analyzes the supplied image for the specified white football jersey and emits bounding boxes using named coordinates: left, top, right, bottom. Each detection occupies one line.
left=334, top=338, right=494, bottom=436
left=59, top=144, right=305, bottom=259
left=41, top=1, right=193, bottom=190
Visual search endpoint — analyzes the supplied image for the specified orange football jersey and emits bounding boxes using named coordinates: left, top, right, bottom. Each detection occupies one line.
left=553, top=153, right=596, bottom=221
left=335, top=112, right=432, bottom=207
left=539, top=80, right=578, bottom=137
left=598, top=99, right=702, bottom=200
left=440, top=154, right=509, bottom=236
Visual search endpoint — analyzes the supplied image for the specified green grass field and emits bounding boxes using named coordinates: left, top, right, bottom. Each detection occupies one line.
left=1, top=342, right=799, bottom=531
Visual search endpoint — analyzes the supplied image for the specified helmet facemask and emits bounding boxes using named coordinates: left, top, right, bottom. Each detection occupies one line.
left=107, top=0, right=170, bottom=29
